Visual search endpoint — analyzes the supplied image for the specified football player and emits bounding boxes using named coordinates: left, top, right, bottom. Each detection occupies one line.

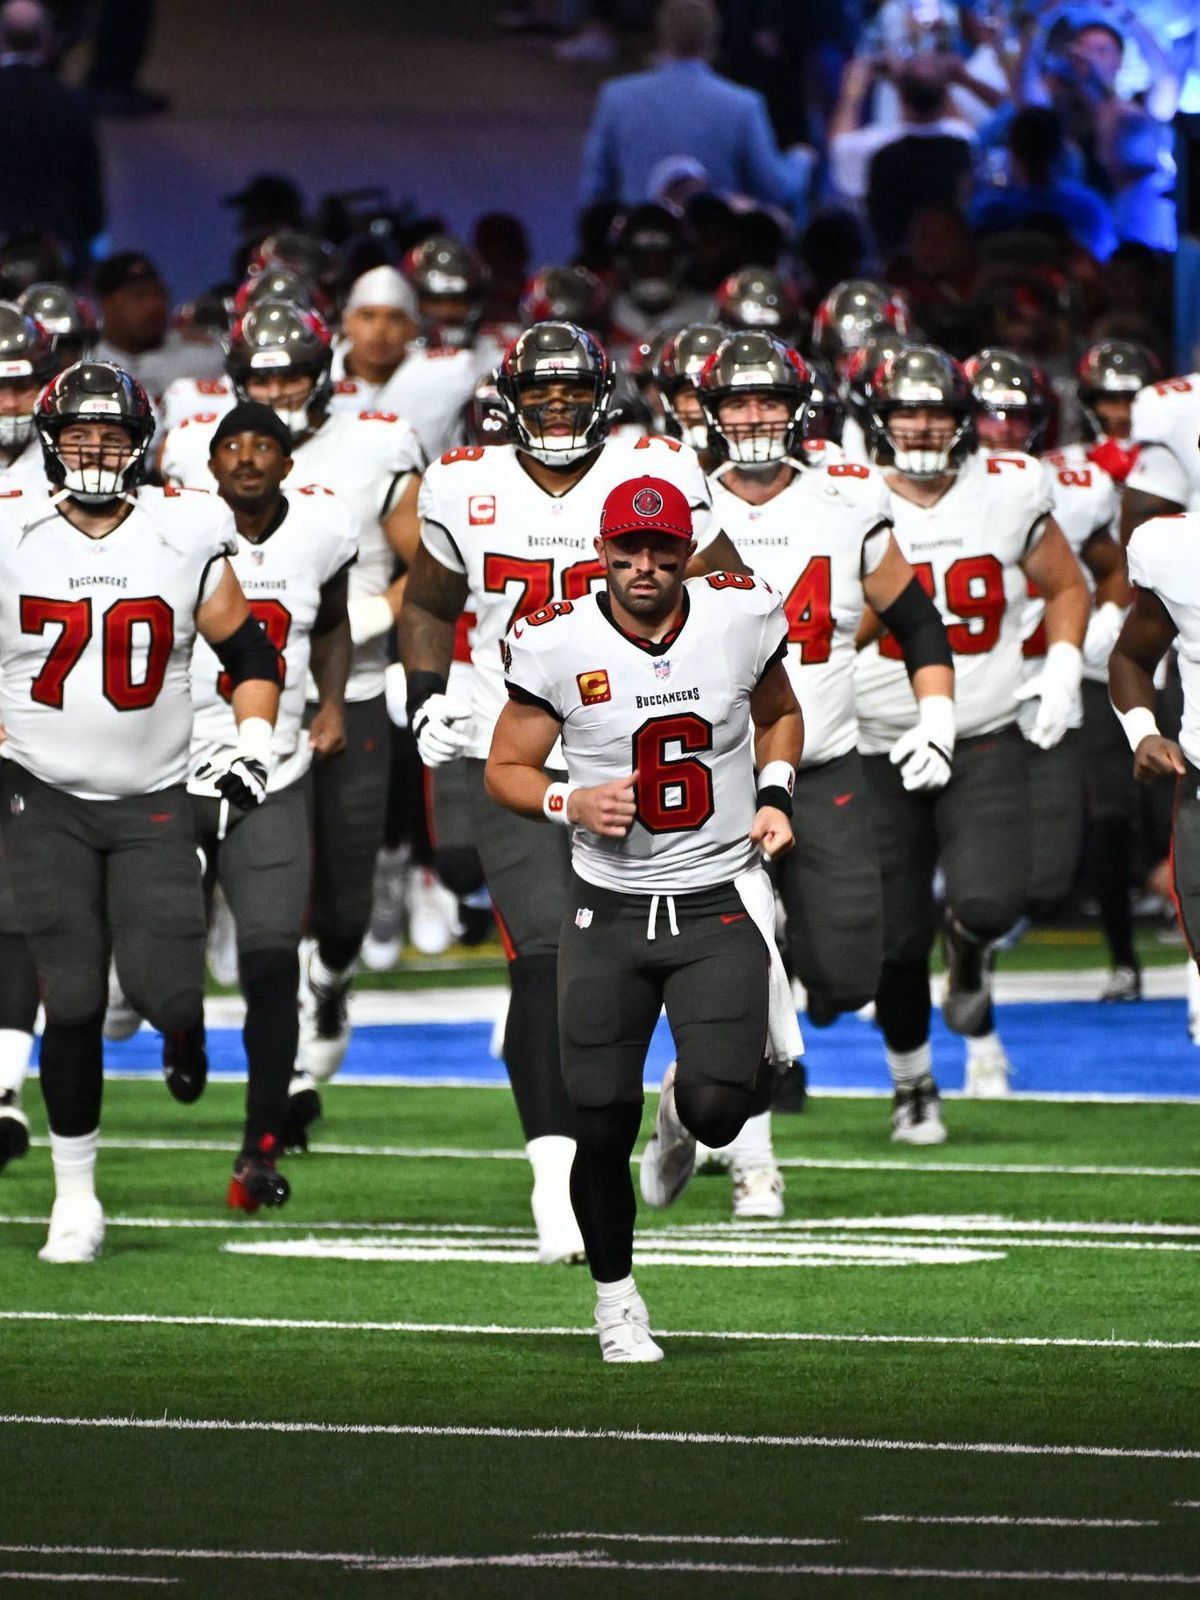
left=486, top=475, right=802, bottom=1362
left=330, top=266, right=479, bottom=459
left=962, top=349, right=1131, bottom=1087
left=400, top=320, right=746, bottom=1264
left=607, top=205, right=712, bottom=346
left=701, top=332, right=951, bottom=1191
left=812, top=279, right=913, bottom=381
left=0, top=303, right=59, bottom=487
left=403, top=235, right=500, bottom=368
left=856, top=346, right=1089, bottom=1141
left=162, top=301, right=426, bottom=1121
left=16, top=283, right=95, bottom=371
left=1110, top=507, right=1200, bottom=995
left=1074, top=339, right=1160, bottom=488
left=519, top=266, right=611, bottom=346
left=714, top=266, right=809, bottom=348
left=654, top=323, right=726, bottom=456
left=191, top=404, right=357, bottom=1204
left=1123, top=357, right=1200, bottom=539
left=0, top=363, right=280, bottom=1261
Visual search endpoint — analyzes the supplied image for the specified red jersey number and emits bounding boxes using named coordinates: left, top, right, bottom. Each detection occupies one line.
left=217, top=599, right=291, bottom=702
left=783, top=557, right=833, bottom=664
left=879, top=555, right=1005, bottom=659
left=484, top=554, right=605, bottom=631
left=632, top=713, right=715, bottom=834
left=22, top=594, right=175, bottom=712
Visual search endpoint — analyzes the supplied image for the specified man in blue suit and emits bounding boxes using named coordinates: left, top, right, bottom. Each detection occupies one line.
left=579, top=0, right=812, bottom=227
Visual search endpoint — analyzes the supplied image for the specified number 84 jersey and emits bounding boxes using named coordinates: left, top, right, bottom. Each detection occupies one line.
left=856, top=449, right=1053, bottom=752
left=502, top=573, right=787, bottom=895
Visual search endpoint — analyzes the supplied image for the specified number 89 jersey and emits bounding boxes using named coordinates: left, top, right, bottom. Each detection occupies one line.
left=0, top=485, right=237, bottom=800
left=855, top=449, right=1054, bottom=752
left=502, top=573, right=787, bottom=895
left=419, top=434, right=718, bottom=760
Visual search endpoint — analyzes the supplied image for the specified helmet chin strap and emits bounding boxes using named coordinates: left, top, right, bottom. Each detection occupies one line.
left=50, top=485, right=138, bottom=510
left=891, top=445, right=957, bottom=478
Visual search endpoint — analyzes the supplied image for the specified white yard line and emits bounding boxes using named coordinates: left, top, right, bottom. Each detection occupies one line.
left=0, top=1576, right=176, bottom=1587
left=536, top=1532, right=839, bottom=1547
left=864, top=1516, right=1158, bottom=1528
left=2, top=1310, right=1199, bottom=1353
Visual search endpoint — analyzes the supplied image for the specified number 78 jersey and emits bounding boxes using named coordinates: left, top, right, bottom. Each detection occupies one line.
left=855, top=449, right=1054, bottom=751
left=502, top=574, right=787, bottom=895
left=418, top=434, right=718, bottom=760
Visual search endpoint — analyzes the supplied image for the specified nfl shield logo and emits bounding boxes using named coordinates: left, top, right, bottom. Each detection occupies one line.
left=250, top=548, right=265, bottom=566
left=653, top=657, right=671, bottom=681
left=575, top=907, right=593, bottom=929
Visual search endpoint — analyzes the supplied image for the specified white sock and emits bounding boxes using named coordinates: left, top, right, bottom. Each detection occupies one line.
left=526, top=1134, right=576, bottom=1182
left=595, top=1274, right=637, bottom=1306
left=966, top=1030, right=1001, bottom=1061
left=48, top=1129, right=98, bottom=1202
left=720, top=1109, right=774, bottom=1167
left=886, top=1041, right=932, bottom=1089
left=0, top=1028, right=33, bottom=1095
left=310, top=948, right=355, bottom=989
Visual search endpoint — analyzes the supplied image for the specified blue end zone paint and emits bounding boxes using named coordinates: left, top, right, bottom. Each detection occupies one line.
left=91, top=999, right=1200, bottom=1099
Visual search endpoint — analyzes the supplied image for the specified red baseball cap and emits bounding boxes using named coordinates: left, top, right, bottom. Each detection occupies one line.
left=599, top=475, right=693, bottom=541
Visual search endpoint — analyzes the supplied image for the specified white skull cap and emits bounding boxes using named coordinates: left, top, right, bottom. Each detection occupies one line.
left=344, top=266, right=419, bottom=318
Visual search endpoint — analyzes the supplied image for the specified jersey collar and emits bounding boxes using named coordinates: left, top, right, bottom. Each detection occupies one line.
left=597, top=588, right=690, bottom=657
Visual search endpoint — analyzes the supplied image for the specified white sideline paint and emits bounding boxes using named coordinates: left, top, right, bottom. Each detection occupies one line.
left=26, top=1138, right=1200, bottom=1178
left=3, top=1414, right=1200, bottom=1461
left=2, top=1312, right=1200, bottom=1353
left=536, top=1532, right=840, bottom=1547
left=0, top=1576, right=176, bottom=1587
left=864, top=1516, right=1158, bottom=1529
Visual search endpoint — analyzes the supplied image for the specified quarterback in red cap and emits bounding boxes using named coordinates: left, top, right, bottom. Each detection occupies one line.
left=486, top=472, right=803, bottom=1365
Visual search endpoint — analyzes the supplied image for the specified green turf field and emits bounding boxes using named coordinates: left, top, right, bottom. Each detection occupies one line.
left=3, top=1080, right=1200, bottom=1595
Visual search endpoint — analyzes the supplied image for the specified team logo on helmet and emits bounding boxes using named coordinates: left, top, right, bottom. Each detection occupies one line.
left=632, top=486, right=664, bottom=518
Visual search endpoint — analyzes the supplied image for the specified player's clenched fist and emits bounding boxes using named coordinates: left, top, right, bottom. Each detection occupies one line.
left=749, top=805, right=793, bottom=859
left=571, top=770, right=639, bottom=837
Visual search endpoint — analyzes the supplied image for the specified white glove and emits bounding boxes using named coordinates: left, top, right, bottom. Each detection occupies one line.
left=889, top=695, right=955, bottom=793
left=412, top=692, right=472, bottom=766
left=348, top=594, right=395, bottom=646
left=1014, top=640, right=1082, bottom=750
left=195, top=714, right=273, bottom=811
left=1082, top=601, right=1126, bottom=674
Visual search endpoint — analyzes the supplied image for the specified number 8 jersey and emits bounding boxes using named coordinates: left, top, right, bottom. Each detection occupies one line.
left=0, top=485, right=237, bottom=800
left=855, top=449, right=1054, bottom=752
left=418, top=434, right=718, bottom=760
left=501, top=573, right=787, bottom=894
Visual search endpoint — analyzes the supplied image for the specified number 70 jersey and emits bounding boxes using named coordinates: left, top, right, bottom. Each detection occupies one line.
left=502, top=574, right=787, bottom=895
left=418, top=434, right=718, bottom=760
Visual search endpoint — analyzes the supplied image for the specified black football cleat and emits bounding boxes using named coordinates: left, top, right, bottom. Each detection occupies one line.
left=283, top=1072, right=322, bottom=1151
left=228, top=1134, right=290, bottom=1213
left=940, top=911, right=992, bottom=1036
left=0, top=1090, right=30, bottom=1170
left=162, top=1023, right=208, bottom=1104
left=771, top=1059, right=808, bottom=1114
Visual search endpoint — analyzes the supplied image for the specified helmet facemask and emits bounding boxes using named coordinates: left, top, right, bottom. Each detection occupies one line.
left=873, top=404, right=972, bottom=478
left=510, top=375, right=608, bottom=465
left=42, top=420, right=146, bottom=501
left=705, top=388, right=809, bottom=470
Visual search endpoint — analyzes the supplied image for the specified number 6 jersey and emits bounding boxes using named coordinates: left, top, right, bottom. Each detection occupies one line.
left=855, top=449, right=1054, bottom=752
left=419, top=433, right=718, bottom=760
left=0, top=485, right=237, bottom=800
left=501, top=573, right=787, bottom=894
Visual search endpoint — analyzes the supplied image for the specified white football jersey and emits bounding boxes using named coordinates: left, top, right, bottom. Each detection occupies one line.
left=0, top=437, right=48, bottom=492
left=0, top=486, right=236, bottom=800
left=1127, top=512, right=1200, bottom=767
left=163, top=408, right=425, bottom=702
left=840, top=414, right=872, bottom=466
left=856, top=449, right=1054, bottom=750
left=330, top=343, right=477, bottom=459
left=189, top=487, right=358, bottom=796
left=158, top=376, right=234, bottom=435
left=92, top=331, right=225, bottom=404
left=502, top=574, right=787, bottom=894
left=1127, top=375, right=1200, bottom=510
left=419, top=433, right=719, bottom=760
left=709, top=457, right=892, bottom=766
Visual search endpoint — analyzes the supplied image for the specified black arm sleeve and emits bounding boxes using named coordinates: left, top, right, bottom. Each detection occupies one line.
left=210, top=615, right=282, bottom=687
left=876, top=578, right=952, bottom=678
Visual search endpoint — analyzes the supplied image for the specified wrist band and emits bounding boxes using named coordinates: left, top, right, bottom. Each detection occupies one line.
left=236, top=716, right=273, bottom=767
left=755, top=785, right=793, bottom=817
left=543, top=781, right=580, bottom=824
left=1114, top=703, right=1159, bottom=753
left=757, top=760, right=795, bottom=796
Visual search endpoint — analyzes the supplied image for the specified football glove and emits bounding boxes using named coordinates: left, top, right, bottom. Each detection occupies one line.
left=1015, top=640, right=1082, bottom=750
left=195, top=754, right=268, bottom=812
left=889, top=694, right=955, bottom=793
left=412, top=693, right=472, bottom=766
left=1082, top=601, right=1126, bottom=674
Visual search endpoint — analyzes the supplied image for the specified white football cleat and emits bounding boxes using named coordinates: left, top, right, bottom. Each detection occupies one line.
left=963, top=1036, right=1011, bottom=1098
left=596, top=1291, right=663, bottom=1364
left=527, top=1136, right=586, bottom=1265
left=297, top=943, right=352, bottom=1084
left=407, top=867, right=460, bottom=957
left=101, top=966, right=142, bottom=1042
left=361, top=846, right=409, bottom=972
left=732, top=1161, right=785, bottom=1220
left=639, top=1061, right=696, bottom=1209
left=890, top=1075, right=948, bottom=1146
left=38, top=1194, right=105, bottom=1264
left=1187, top=961, right=1200, bottom=1046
